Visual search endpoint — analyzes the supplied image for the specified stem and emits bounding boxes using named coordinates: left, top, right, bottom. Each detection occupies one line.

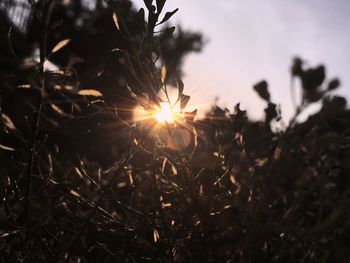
left=24, top=0, right=55, bottom=233
left=65, top=142, right=138, bottom=253
left=154, top=169, right=174, bottom=263
left=24, top=102, right=42, bottom=229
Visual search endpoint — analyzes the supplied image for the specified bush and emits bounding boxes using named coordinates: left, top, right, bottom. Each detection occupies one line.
left=1, top=1, right=349, bottom=262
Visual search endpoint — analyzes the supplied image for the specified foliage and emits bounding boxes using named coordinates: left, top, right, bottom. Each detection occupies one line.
left=1, top=0, right=350, bottom=262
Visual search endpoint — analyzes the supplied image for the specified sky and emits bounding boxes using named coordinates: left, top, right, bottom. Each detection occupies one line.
left=134, top=0, right=350, bottom=121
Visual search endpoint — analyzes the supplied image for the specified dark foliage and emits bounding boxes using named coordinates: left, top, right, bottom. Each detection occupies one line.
left=1, top=1, right=350, bottom=262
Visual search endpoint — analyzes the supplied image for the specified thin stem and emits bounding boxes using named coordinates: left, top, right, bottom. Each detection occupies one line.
left=24, top=102, right=42, bottom=229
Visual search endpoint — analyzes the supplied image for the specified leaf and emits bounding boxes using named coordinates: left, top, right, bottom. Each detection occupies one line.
left=193, top=126, right=198, bottom=147
left=112, top=12, right=120, bottom=30
left=291, top=57, right=303, bottom=76
left=117, top=182, right=127, bottom=188
left=128, top=173, right=133, bottom=185
left=133, top=138, right=139, bottom=146
left=302, top=65, right=325, bottom=92
left=177, top=78, right=184, bottom=101
left=161, top=65, right=166, bottom=83
left=156, top=0, right=166, bottom=13
left=328, top=78, right=340, bottom=91
left=137, top=8, right=146, bottom=31
left=185, top=109, right=197, bottom=123
left=50, top=104, right=65, bottom=116
left=143, top=0, right=153, bottom=10
left=229, top=175, right=236, bottom=185
left=2, top=113, right=16, bottom=131
left=47, top=153, right=53, bottom=174
left=162, top=202, right=171, bottom=208
left=127, top=86, right=138, bottom=99
left=153, top=229, right=160, bottom=243
left=223, top=204, right=232, bottom=210
left=78, top=89, right=103, bottom=97
left=171, top=163, right=177, bottom=175
left=17, top=84, right=31, bottom=89
left=253, top=80, right=270, bottom=102
left=180, top=94, right=190, bottom=110
left=161, top=157, right=167, bottom=173
left=51, top=39, right=70, bottom=53
left=74, top=167, right=83, bottom=178
left=158, top=8, right=179, bottom=25
left=164, top=26, right=176, bottom=36
left=70, top=189, right=81, bottom=198
left=0, top=144, right=15, bottom=151
left=0, top=230, right=19, bottom=238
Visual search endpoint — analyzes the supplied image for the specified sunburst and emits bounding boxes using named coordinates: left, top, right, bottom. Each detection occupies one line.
left=153, top=102, right=181, bottom=124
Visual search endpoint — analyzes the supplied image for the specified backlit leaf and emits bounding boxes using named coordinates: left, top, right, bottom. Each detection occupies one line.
left=185, top=109, right=197, bottom=123
left=128, top=173, right=133, bottom=185
left=0, top=144, right=15, bottom=151
left=70, top=189, right=80, bottom=198
left=162, top=202, right=171, bottom=208
left=51, top=104, right=65, bottom=116
left=2, top=113, right=16, bottom=131
left=229, top=175, right=236, bottom=185
left=180, top=94, right=190, bottom=110
left=161, top=65, right=166, bottom=83
left=74, top=167, right=83, bottom=178
left=153, top=229, right=160, bottom=242
left=117, top=182, right=127, bottom=188
left=78, top=89, right=103, bottom=97
left=193, top=127, right=198, bottom=148
left=162, top=157, right=167, bottom=173
left=171, top=163, right=177, bottom=175
left=51, top=39, right=71, bottom=53
left=113, top=12, right=120, bottom=30
left=133, top=138, right=139, bottom=146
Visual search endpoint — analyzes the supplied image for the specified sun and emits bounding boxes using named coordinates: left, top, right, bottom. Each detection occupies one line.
left=132, top=88, right=184, bottom=124
left=154, top=102, right=180, bottom=124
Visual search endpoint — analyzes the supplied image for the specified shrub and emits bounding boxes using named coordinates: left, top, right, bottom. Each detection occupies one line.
left=0, top=1, right=349, bottom=262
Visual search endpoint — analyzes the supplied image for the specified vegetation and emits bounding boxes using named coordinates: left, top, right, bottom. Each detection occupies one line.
left=1, top=0, right=349, bottom=262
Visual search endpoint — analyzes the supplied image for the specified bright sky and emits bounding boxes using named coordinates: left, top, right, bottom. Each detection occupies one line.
left=134, top=0, right=350, bottom=120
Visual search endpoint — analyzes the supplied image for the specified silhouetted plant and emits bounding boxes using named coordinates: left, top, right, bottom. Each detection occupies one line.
left=1, top=1, right=350, bottom=262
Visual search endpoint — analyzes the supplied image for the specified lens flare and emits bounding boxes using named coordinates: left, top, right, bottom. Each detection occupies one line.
left=154, top=102, right=179, bottom=124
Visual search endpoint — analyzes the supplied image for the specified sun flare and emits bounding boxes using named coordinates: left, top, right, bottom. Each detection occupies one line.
left=154, top=102, right=179, bottom=124
left=133, top=88, right=187, bottom=124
